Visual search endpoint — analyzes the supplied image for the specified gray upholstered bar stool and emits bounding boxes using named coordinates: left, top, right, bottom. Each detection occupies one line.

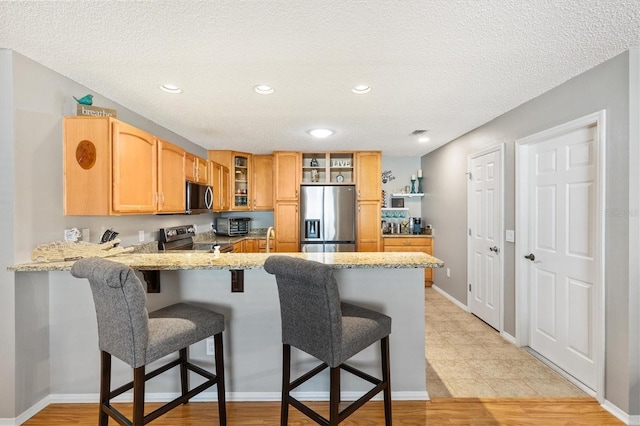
left=264, top=255, right=392, bottom=426
left=71, top=257, right=226, bottom=426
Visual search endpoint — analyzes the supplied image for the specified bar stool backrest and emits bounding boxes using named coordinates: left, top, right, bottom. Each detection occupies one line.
left=71, top=257, right=149, bottom=368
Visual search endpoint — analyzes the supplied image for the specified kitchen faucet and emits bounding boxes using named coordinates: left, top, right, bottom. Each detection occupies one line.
left=266, top=227, right=275, bottom=253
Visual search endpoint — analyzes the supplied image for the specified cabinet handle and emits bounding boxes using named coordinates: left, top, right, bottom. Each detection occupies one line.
left=161, top=193, right=165, bottom=205
left=155, top=193, right=158, bottom=205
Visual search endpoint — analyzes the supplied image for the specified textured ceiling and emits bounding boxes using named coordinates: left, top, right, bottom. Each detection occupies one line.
left=1, top=1, right=639, bottom=156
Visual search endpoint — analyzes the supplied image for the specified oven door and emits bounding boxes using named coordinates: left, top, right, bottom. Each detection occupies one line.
left=186, top=182, right=213, bottom=214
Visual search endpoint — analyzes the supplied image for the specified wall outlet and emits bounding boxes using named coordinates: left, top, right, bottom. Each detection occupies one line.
left=64, top=228, right=81, bottom=242
left=82, top=228, right=90, bottom=242
left=138, top=230, right=145, bottom=242
left=193, top=224, right=198, bottom=233
left=446, top=268, right=451, bottom=278
left=205, top=337, right=215, bottom=355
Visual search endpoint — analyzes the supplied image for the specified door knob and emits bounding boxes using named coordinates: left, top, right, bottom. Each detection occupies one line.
left=524, top=253, right=535, bottom=261
left=489, top=246, right=499, bottom=253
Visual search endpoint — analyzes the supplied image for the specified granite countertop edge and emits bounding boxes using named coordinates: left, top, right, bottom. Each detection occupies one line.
left=8, top=252, right=444, bottom=272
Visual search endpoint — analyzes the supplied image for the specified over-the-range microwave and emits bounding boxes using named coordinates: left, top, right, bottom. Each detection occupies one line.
left=185, top=182, right=212, bottom=214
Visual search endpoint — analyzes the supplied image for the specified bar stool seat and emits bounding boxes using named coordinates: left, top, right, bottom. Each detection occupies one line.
left=71, top=257, right=226, bottom=426
left=264, top=255, right=392, bottom=426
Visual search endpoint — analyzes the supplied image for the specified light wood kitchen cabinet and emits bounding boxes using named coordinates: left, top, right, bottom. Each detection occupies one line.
left=64, top=116, right=186, bottom=215
left=111, top=120, right=158, bottom=213
left=209, top=160, right=230, bottom=211
left=252, top=154, right=274, bottom=210
left=258, top=238, right=274, bottom=253
left=354, top=151, right=382, bottom=251
left=274, top=151, right=301, bottom=201
left=356, top=200, right=382, bottom=251
left=355, top=151, right=381, bottom=201
left=244, top=239, right=259, bottom=253
left=185, top=153, right=196, bottom=182
left=157, top=140, right=186, bottom=213
left=274, top=202, right=299, bottom=252
left=209, top=150, right=253, bottom=210
left=197, top=156, right=209, bottom=184
left=383, top=236, right=434, bottom=285
left=186, top=153, right=209, bottom=184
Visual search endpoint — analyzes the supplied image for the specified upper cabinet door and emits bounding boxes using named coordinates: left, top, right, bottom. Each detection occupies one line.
left=185, top=152, right=196, bottom=182
left=274, top=151, right=301, bottom=201
left=252, top=154, right=274, bottom=210
left=112, top=121, right=157, bottom=213
left=355, top=151, right=381, bottom=201
left=232, top=153, right=252, bottom=210
left=157, top=140, right=185, bottom=213
left=196, top=156, right=209, bottom=184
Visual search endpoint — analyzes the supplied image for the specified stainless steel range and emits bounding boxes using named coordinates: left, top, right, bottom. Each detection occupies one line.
left=158, top=225, right=233, bottom=252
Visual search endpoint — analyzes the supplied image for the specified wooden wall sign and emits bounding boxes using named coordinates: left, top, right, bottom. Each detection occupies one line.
left=77, top=104, right=117, bottom=118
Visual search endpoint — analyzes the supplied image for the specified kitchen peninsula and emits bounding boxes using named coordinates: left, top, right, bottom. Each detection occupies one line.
left=9, top=251, right=443, bottom=404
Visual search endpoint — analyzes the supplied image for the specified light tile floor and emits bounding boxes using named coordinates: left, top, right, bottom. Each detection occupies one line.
left=425, top=287, right=587, bottom=398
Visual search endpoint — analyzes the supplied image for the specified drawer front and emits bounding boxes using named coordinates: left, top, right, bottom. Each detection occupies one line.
left=383, top=246, right=429, bottom=253
left=383, top=237, right=432, bottom=248
left=258, top=240, right=274, bottom=249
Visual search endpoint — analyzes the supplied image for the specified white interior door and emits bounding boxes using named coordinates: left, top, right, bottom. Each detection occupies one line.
left=467, top=146, right=503, bottom=330
left=516, top=112, right=605, bottom=394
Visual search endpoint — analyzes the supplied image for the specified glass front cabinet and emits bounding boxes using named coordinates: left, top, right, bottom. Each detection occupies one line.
left=232, top=154, right=251, bottom=210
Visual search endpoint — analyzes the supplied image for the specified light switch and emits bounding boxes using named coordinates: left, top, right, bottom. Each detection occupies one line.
left=505, top=229, right=515, bottom=243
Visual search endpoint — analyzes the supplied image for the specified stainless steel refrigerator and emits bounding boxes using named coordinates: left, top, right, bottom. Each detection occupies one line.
left=300, top=185, right=356, bottom=252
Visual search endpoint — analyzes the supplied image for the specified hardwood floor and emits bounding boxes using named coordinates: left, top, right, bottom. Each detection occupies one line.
left=23, top=289, right=623, bottom=425
left=23, top=399, right=622, bottom=425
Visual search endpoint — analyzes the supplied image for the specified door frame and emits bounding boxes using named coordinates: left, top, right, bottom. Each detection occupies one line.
left=514, top=110, right=606, bottom=401
left=466, top=143, right=505, bottom=332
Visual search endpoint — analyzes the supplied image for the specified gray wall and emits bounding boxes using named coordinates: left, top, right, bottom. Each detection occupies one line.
left=422, top=50, right=637, bottom=413
left=0, top=48, right=17, bottom=420
left=2, top=49, right=221, bottom=418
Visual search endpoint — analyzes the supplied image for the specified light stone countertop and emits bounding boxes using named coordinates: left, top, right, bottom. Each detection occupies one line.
left=8, top=251, right=444, bottom=272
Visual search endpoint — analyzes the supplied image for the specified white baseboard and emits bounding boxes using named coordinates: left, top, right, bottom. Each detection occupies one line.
left=431, top=284, right=468, bottom=311
left=500, top=331, right=516, bottom=344
left=0, top=395, right=51, bottom=426
left=8, top=390, right=429, bottom=424
left=48, top=390, right=428, bottom=403
left=602, top=399, right=636, bottom=425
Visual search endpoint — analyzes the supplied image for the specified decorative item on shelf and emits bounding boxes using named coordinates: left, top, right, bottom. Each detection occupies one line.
left=391, top=198, right=404, bottom=208
left=381, top=190, right=387, bottom=207
left=311, top=168, right=319, bottom=182
left=417, top=169, right=423, bottom=193
left=410, top=174, right=416, bottom=194
left=336, top=173, right=344, bottom=183
left=310, top=157, right=319, bottom=167
left=73, top=94, right=93, bottom=105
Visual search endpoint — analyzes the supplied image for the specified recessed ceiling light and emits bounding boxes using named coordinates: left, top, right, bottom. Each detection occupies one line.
left=418, top=136, right=430, bottom=143
left=352, top=85, right=371, bottom=94
left=160, top=84, right=182, bottom=94
left=307, top=128, right=335, bottom=138
left=254, top=85, right=274, bottom=95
